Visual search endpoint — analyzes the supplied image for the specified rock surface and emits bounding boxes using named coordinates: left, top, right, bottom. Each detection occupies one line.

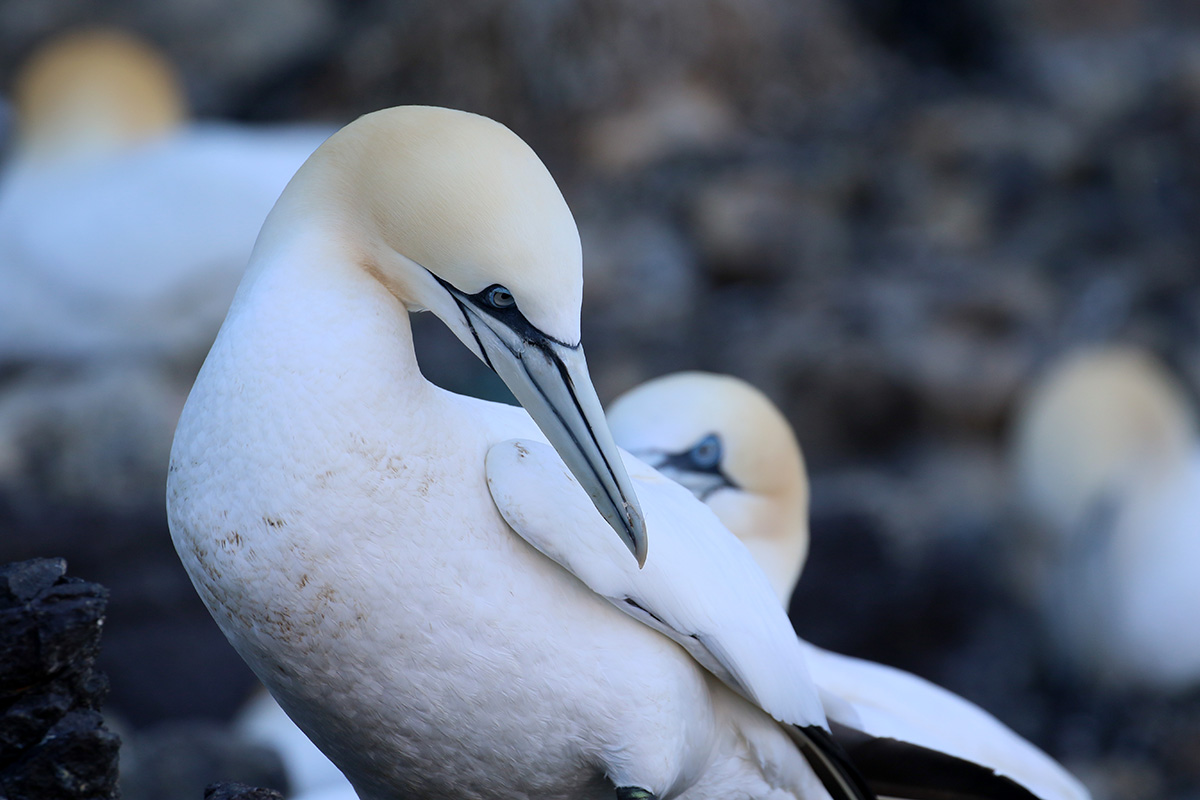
left=204, top=781, right=284, bottom=800
left=0, top=557, right=119, bottom=800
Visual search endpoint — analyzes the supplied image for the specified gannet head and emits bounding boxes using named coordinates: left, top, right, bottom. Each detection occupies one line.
left=1012, top=346, right=1198, bottom=538
left=608, top=372, right=809, bottom=601
left=272, top=106, right=647, bottom=564
left=13, top=28, right=186, bottom=164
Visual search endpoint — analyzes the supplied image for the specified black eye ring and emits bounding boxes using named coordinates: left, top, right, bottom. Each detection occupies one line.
left=484, top=285, right=516, bottom=310
left=688, top=434, right=722, bottom=471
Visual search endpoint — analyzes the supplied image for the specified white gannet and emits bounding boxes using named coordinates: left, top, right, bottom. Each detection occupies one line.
left=606, top=371, right=1092, bottom=800
left=1012, top=346, right=1200, bottom=691
left=0, top=28, right=332, bottom=362
left=167, top=105, right=880, bottom=800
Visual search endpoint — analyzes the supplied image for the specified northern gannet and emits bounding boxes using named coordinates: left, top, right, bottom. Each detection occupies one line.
left=1012, top=346, right=1200, bottom=690
left=607, top=371, right=1092, bottom=800
left=0, top=28, right=332, bottom=362
left=167, top=106, right=877, bottom=800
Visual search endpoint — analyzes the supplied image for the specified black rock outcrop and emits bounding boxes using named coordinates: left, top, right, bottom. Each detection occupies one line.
left=0, top=557, right=119, bottom=800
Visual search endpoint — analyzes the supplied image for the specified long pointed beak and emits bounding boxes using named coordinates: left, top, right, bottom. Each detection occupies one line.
left=457, top=302, right=648, bottom=566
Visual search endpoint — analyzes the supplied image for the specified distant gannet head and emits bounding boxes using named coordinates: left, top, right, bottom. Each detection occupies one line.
left=608, top=372, right=809, bottom=601
left=13, top=28, right=186, bottom=163
left=265, top=105, right=647, bottom=563
left=1012, top=346, right=1197, bottom=537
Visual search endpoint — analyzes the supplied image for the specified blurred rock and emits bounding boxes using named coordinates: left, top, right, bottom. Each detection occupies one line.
left=1018, top=0, right=1148, bottom=35
left=1027, top=33, right=1164, bottom=127
left=204, top=781, right=284, bottom=800
left=691, top=168, right=852, bottom=281
left=121, top=721, right=288, bottom=800
left=580, top=80, right=739, bottom=173
left=0, top=557, right=119, bottom=800
left=0, top=364, right=186, bottom=521
left=843, top=0, right=1013, bottom=76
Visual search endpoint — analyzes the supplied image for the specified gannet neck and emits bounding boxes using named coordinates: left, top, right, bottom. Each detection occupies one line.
left=1013, top=345, right=1197, bottom=535
left=14, top=28, right=186, bottom=163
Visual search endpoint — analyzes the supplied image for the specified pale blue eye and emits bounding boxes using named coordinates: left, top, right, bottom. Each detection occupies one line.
left=485, top=285, right=516, bottom=309
left=688, top=434, right=722, bottom=471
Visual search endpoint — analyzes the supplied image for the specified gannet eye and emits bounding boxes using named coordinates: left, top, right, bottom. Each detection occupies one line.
left=688, top=434, right=722, bottom=471
left=484, top=285, right=516, bottom=310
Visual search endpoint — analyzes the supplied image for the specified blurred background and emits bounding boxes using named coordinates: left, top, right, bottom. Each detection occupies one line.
left=1, top=0, right=1199, bottom=798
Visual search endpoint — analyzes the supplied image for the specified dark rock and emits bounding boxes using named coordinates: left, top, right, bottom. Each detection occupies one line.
left=0, top=688, right=73, bottom=765
left=204, top=782, right=284, bottom=800
left=0, top=710, right=121, bottom=800
left=0, top=556, right=66, bottom=603
left=0, top=570, right=108, bottom=701
left=0, top=559, right=118, bottom=800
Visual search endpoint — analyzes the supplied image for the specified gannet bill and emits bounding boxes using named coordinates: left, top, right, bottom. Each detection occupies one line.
left=606, top=371, right=1091, bottom=800
left=1012, top=346, right=1200, bottom=690
left=168, top=106, right=870, bottom=799
left=0, top=28, right=332, bottom=362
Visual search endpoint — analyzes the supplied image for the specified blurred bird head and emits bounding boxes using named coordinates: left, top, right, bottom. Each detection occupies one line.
left=13, top=28, right=186, bottom=163
left=1012, top=345, right=1197, bottom=540
left=607, top=371, right=809, bottom=602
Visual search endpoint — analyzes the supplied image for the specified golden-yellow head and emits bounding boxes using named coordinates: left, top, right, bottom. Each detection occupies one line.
left=13, top=29, right=186, bottom=162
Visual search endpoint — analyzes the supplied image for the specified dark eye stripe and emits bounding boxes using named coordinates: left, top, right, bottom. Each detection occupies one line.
left=660, top=433, right=728, bottom=477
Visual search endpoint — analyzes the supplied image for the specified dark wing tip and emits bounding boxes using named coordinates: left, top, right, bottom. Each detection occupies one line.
left=830, top=721, right=1043, bottom=800
left=789, top=724, right=878, bottom=800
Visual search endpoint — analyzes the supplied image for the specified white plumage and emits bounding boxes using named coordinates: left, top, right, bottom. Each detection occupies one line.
left=0, top=29, right=331, bottom=362
left=607, top=371, right=1091, bottom=800
left=1012, top=346, right=1200, bottom=690
left=168, top=106, right=874, bottom=800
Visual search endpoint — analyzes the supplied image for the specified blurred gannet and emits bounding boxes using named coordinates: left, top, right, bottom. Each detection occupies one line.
left=0, top=29, right=332, bottom=362
left=608, top=372, right=809, bottom=605
left=168, top=106, right=883, bottom=800
left=608, top=371, right=1092, bottom=800
left=1012, top=346, right=1200, bottom=690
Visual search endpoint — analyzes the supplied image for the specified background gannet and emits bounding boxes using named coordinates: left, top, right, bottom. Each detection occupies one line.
left=607, top=371, right=1092, bottom=800
left=1011, top=345, right=1200, bottom=691
left=607, top=371, right=809, bottom=605
left=167, top=105, right=877, bottom=800
left=0, top=28, right=332, bottom=363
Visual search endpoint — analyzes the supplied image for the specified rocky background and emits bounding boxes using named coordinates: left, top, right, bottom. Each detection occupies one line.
left=1, top=0, right=1199, bottom=798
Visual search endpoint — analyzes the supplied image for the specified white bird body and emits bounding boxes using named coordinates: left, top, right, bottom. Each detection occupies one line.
left=1046, top=449, right=1200, bottom=688
left=169, top=107, right=859, bottom=800
left=0, top=123, right=331, bottom=362
left=607, top=372, right=1091, bottom=800
left=1013, top=347, right=1200, bottom=690
left=0, top=30, right=332, bottom=362
left=1105, top=453, right=1200, bottom=685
